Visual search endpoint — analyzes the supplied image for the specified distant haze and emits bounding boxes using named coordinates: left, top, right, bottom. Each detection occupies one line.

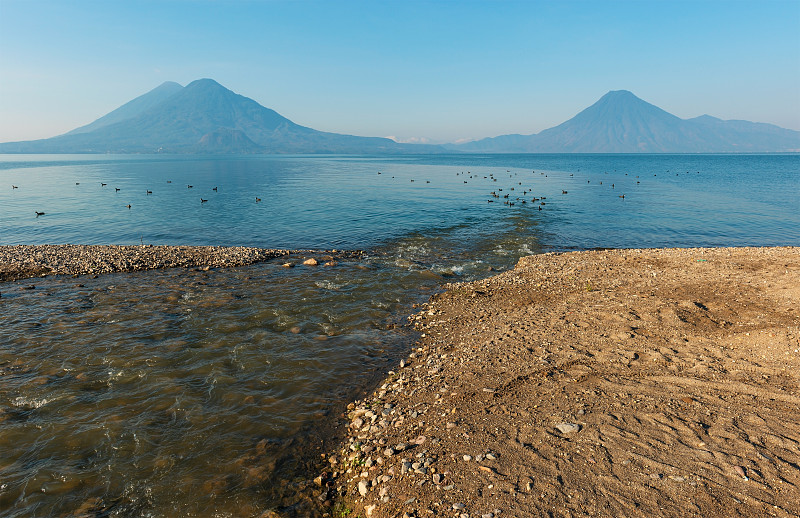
left=0, top=80, right=796, bottom=154
left=0, top=1, right=798, bottom=143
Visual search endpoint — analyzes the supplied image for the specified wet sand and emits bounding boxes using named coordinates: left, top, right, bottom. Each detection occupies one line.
left=323, top=247, right=800, bottom=518
left=0, top=244, right=364, bottom=282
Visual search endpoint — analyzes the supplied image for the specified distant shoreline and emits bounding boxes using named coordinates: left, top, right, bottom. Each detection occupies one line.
left=0, top=244, right=365, bottom=283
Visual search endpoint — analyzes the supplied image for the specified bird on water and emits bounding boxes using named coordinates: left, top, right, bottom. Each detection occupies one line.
left=35, top=211, right=45, bottom=217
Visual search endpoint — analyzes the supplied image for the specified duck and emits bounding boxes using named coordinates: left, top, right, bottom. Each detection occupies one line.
left=35, top=211, right=45, bottom=216
left=115, top=188, right=120, bottom=192
left=187, top=185, right=193, bottom=189
left=126, top=204, right=132, bottom=209
left=146, top=190, right=152, bottom=195
left=101, top=183, right=107, bottom=186
left=255, top=197, right=261, bottom=202
left=212, top=186, right=218, bottom=191
left=200, top=198, right=208, bottom=203
left=12, top=185, right=18, bottom=189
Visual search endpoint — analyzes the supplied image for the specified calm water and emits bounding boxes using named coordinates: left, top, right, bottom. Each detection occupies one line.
left=1, top=153, right=798, bottom=516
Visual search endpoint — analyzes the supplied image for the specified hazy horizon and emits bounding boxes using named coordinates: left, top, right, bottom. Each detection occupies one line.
left=1, top=0, right=799, bottom=144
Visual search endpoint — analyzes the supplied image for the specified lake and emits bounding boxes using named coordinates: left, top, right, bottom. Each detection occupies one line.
left=0, top=153, right=797, bottom=516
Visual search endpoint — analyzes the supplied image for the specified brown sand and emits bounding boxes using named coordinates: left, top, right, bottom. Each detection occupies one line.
left=322, top=247, right=800, bottom=518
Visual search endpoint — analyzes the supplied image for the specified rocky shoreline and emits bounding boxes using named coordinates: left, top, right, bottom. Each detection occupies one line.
left=0, top=244, right=365, bottom=282
left=319, top=247, right=800, bottom=518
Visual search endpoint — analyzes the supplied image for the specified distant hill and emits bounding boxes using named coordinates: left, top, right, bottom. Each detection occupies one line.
left=452, top=90, right=800, bottom=153
left=2, top=84, right=797, bottom=154
left=0, top=79, right=443, bottom=154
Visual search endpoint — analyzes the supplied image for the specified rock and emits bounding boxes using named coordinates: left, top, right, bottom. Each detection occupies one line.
left=358, top=479, right=369, bottom=497
left=433, top=473, right=444, bottom=484
left=384, top=447, right=396, bottom=456
left=555, top=422, right=581, bottom=434
left=453, top=502, right=466, bottom=510
left=463, top=454, right=473, bottom=461
left=303, top=258, right=318, bottom=266
left=365, top=504, right=377, bottom=516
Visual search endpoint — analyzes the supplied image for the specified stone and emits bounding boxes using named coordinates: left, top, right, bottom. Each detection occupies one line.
left=453, top=502, right=466, bottom=510
left=358, top=479, right=369, bottom=497
left=384, top=447, right=396, bottom=456
left=555, top=422, right=581, bottom=434
left=303, top=258, right=318, bottom=266
left=463, top=455, right=473, bottom=461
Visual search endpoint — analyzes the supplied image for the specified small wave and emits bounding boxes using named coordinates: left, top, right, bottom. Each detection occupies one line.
left=13, top=396, right=51, bottom=409
left=314, top=280, right=346, bottom=290
left=519, top=243, right=534, bottom=255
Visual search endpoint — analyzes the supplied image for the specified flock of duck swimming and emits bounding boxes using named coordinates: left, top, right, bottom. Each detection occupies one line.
left=15, top=166, right=695, bottom=218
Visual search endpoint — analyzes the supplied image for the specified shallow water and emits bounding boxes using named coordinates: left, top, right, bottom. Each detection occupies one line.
left=0, top=153, right=797, bottom=516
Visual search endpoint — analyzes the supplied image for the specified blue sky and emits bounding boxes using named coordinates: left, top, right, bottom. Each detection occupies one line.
left=1, top=0, right=798, bottom=143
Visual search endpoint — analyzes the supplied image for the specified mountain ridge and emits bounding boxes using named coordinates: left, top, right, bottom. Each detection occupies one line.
left=452, top=90, right=800, bottom=153
left=1, top=82, right=797, bottom=154
left=0, top=79, right=442, bottom=154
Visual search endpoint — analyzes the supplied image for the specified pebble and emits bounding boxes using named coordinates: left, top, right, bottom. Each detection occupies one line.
left=358, top=479, right=369, bottom=497
left=463, top=455, right=473, bottom=461
left=453, top=502, right=466, bottom=510
left=555, top=422, right=581, bottom=434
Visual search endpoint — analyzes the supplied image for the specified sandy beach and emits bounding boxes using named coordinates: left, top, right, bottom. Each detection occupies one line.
left=321, top=247, right=800, bottom=518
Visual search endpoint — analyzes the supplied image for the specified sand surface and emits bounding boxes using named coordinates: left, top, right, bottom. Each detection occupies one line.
left=322, top=247, right=800, bottom=518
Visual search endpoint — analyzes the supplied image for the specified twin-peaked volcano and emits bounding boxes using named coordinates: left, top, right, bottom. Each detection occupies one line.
left=453, top=90, right=800, bottom=153
left=0, top=79, right=437, bottom=154
left=1, top=82, right=797, bottom=153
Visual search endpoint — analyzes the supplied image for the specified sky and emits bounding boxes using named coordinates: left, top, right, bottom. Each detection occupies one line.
left=1, top=0, right=799, bottom=144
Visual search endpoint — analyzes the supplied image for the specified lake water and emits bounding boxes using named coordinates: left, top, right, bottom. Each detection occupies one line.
left=0, top=153, right=798, bottom=517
